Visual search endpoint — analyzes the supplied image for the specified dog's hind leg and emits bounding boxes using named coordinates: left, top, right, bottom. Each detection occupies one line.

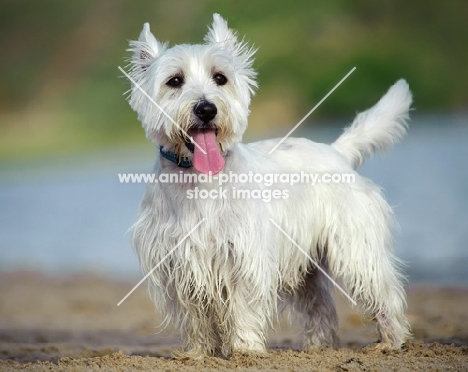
left=327, top=186, right=411, bottom=349
left=292, top=261, right=339, bottom=351
left=353, top=256, right=410, bottom=350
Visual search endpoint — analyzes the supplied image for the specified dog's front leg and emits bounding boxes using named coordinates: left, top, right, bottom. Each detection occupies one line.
left=231, top=283, right=270, bottom=354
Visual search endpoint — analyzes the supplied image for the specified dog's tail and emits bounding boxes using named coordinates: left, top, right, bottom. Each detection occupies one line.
left=332, top=79, right=412, bottom=169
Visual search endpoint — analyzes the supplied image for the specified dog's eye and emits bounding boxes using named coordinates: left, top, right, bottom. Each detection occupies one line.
left=213, top=73, right=227, bottom=86
left=166, top=76, right=184, bottom=88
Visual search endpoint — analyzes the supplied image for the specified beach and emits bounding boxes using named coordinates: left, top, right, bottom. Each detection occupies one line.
left=0, top=272, right=467, bottom=371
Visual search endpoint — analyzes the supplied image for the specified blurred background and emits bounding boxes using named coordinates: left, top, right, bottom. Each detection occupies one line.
left=1, top=0, right=467, bottom=285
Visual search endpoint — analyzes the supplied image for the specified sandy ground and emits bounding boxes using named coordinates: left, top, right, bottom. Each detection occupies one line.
left=0, top=272, right=467, bottom=371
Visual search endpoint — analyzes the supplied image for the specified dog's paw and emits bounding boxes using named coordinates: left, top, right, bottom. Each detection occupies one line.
left=233, top=336, right=266, bottom=354
left=303, top=331, right=339, bottom=352
left=371, top=341, right=405, bottom=352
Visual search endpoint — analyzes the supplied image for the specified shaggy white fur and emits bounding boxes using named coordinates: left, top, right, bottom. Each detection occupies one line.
left=126, top=14, right=412, bottom=358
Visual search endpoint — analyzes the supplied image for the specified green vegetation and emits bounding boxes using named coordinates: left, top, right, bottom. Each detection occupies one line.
left=0, top=0, right=467, bottom=159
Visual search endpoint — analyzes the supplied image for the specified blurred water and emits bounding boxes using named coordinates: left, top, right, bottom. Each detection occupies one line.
left=0, top=148, right=153, bottom=278
left=0, top=115, right=467, bottom=285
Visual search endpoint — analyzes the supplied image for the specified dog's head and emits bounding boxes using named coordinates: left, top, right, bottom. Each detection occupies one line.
left=127, top=14, right=257, bottom=174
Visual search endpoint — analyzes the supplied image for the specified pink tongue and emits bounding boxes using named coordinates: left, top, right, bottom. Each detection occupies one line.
left=189, top=129, right=225, bottom=175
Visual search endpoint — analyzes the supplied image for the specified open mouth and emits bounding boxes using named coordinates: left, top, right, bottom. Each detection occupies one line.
left=185, top=127, right=224, bottom=175
left=185, top=128, right=218, bottom=153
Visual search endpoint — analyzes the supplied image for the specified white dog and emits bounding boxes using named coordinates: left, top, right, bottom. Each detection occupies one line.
left=126, top=14, right=412, bottom=358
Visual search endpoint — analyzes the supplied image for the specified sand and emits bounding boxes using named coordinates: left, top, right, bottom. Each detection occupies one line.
left=1, top=272, right=467, bottom=371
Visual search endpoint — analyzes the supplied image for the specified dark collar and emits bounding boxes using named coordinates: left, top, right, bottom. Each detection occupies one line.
left=159, top=145, right=192, bottom=168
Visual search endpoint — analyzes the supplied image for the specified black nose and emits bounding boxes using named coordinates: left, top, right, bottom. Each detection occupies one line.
left=194, top=101, right=217, bottom=123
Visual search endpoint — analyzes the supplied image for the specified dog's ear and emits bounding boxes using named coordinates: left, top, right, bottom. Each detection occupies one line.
left=205, top=14, right=257, bottom=93
left=129, top=23, right=166, bottom=72
left=204, top=14, right=242, bottom=54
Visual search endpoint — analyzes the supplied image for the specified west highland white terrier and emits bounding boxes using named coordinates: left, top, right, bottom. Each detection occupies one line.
left=126, top=14, right=412, bottom=358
